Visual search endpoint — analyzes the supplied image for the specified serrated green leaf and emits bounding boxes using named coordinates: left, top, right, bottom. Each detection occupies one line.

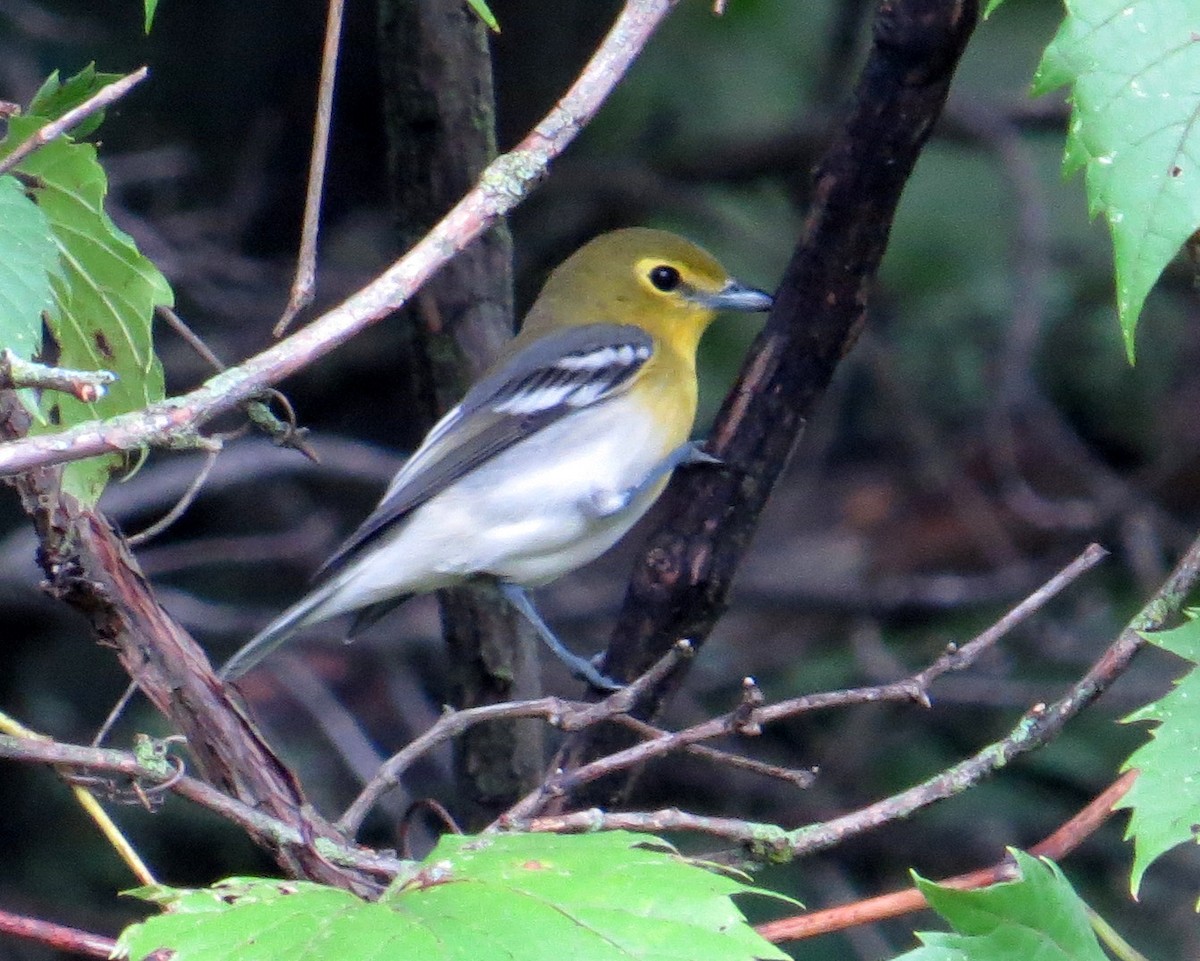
left=119, top=832, right=788, bottom=961
left=27, top=64, right=124, bottom=139
left=0, top=175, right=59, bottom=362
left=465, top=0, right=499, bottom=32
left=894, top=850, right=1107, bottom=961
left=1, top=114, right=172, bottom=504
left=1115, top=612, right=1200, bottom=900
left=1032, top=0, right=1200, bottom=361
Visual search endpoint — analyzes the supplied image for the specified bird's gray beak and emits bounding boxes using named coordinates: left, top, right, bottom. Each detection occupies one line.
left=695, top=280, right=774, bottom=313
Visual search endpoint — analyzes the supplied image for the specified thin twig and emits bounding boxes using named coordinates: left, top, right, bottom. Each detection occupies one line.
left=755, top=544, right=1108, bottom=721
left=754, top=769, right=1138, bottom=943
left=518, top=807, right=792, bottom=847
left=156, top=305, right=226, bottom=372
left=337, top=643, right=694, bottom=836
left=337, top=696, right=583, bottom=836
left=0, top=66, right=149, bottom=177
left=0, top=712, right=155, bottom=885
left=0, top=1, right=682, bottom=479
left=91, top=679, right=139, bottom=746
left=0, top=731, right=403, bottom=877
left=274, top=0, right=346, bottom=336
left=777, top=532, right=1200, bottom=862
left=398, top=798, right=463, bottom=858
left=502, top=545, right=1109, bottom=822
left=909, top=543, right=1108, bottom=690
left=126, top=448, right=220, bottom=546
left=613, top=715, right=817, bottom=787
left=0, top=349, right=117, bottom=403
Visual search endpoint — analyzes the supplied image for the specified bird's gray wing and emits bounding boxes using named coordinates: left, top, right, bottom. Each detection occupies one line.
left=318, top=323, right=654, bottom=575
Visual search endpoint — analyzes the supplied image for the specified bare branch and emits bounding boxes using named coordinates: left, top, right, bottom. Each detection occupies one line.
left=521, top=808, right=792, bottom=848
left=126, top=448, right=219, bottom=546
left=907, top=543, right=1108, bottom=691
left=0, top=66, right=149, bottom=177
left=779, top=531, right=1200, bottom=860
left=755, top=769, right=1139, bottom=944
left=0, top=732, right=404, bottom=877
left=156, top=305, right=227, bottom=372
left=0, top=0, right=682, bottom=479
left=0, top=908, right=116, bottom=960
left=337, top=642, right=693, bottom=836
left=614, top=715, right=816, bottom=787
left=274, top=0, right=346, bottom=335
left=0, top=349, right=116, bottom=403
left=506, top=545, right=1107, bottom=822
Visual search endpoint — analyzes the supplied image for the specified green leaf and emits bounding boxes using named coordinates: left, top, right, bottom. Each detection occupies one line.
left=0, top=175, right=60, bottom=362
left=27, top=64, right=125, bottom=139
left=1, top=113, right=172, bottom=504
left=894, top=850, right=1107, bottom=961
left=465, top=0, right=500, bottom=32
left=1114, top=611, right=1200, bottom=900
left=118, top=832, right=789, bottom=961
left=145, top=0, right=160, bottom=33
left=1033, top=0, right=1200, bottom=361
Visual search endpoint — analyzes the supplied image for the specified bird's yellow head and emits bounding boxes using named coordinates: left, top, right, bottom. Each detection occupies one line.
left=519, top=228, right=773, bottom=358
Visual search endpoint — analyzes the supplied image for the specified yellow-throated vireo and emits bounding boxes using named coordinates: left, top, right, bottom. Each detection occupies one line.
left=220, top=228, right=773, bottom=688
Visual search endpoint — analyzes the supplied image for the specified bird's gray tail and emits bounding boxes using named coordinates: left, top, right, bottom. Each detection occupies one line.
left=219, top=582, right=338, bottom=680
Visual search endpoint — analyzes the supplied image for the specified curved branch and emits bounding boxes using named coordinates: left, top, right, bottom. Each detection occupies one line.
left=0, top=0, right=680, bottom=479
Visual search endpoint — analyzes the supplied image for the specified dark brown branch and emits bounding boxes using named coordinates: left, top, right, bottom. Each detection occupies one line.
left=592, top=0, right=982, bottom=733
left=376, top=0, right=531, bottom=828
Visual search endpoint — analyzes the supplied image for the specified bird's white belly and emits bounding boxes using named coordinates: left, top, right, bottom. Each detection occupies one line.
left=387, top=402, right=673, bottom=589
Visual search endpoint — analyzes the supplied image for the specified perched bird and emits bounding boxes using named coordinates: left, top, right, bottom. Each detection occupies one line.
left=220, top=228, right=773, bottom=687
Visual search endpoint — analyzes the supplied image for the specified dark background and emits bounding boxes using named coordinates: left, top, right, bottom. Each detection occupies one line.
left=1, top=0, right=1197, bottom=958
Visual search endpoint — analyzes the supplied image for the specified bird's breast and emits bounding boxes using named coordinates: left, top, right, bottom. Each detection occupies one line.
left=402, top=396, right=690, bottom=586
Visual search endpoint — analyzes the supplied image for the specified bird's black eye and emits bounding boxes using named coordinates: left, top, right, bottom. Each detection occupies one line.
left=648, top=264, right=681, bottom=292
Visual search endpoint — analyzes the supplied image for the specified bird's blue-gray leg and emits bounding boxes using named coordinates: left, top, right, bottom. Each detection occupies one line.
left=587, top=441, right=721, bottom=519
left=498, top=582, right=621, bottom=691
